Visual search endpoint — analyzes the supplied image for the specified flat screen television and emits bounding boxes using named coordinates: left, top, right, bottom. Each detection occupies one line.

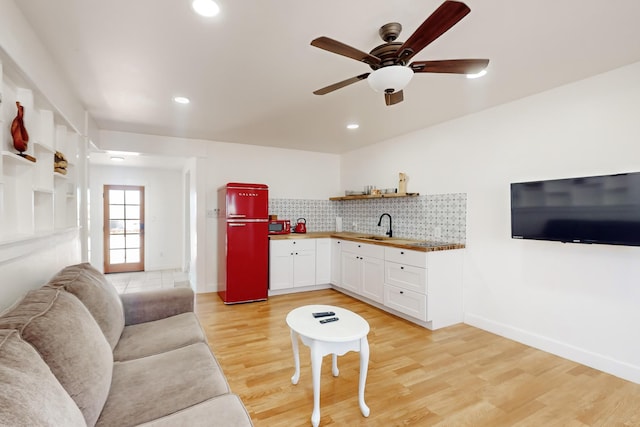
left=511, top=172, right=640, bottom=246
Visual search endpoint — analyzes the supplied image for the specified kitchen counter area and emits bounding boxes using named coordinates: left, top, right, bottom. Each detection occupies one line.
left=269, top=231, right=465, bottom=252
left=268, top=231, right=465, bottom=330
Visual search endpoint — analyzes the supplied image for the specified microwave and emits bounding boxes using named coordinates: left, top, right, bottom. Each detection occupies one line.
left=268, top=219, right=290, bottom=235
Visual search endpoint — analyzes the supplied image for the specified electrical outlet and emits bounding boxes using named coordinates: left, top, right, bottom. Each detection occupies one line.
left=434, top=226, right=442, bottom=239
left=206, top=209, right=216, bottom=218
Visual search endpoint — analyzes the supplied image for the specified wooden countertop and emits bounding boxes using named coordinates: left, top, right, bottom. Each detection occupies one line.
left=269, top=231, right=465, bottom=252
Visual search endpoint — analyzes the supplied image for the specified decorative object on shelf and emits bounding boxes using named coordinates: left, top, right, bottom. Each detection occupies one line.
left=11, top=101, right=36, bottom=162
left=398, top=172, right=407, bottom=195
left=330, top=192, right=418, bottom=201
left=54, top=151, right=68, bottom=175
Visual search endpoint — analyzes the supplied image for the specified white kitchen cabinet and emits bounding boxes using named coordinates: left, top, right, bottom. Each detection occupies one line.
left=340, top=241, right=384, bottom=303
left=384, top=285, right=427, bottom=321
left=315, top=238, right=331, bottom=284
left=330, top=238, right=342, bottom=287
left=269, top=239, right=316, bottom=291
left=383, top=246, right=463, bottom=329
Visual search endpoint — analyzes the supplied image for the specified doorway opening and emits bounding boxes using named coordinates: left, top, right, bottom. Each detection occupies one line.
left=103, top=185, right=145, bottom=273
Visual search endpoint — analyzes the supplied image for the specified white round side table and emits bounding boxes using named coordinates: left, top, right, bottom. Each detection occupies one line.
left=286, top=304, right=370, bottom=427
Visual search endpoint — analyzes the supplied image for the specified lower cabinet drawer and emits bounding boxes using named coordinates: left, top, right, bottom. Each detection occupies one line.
left=383, top=284, right=427, bottom=322
left=385, top=261, right=426, bottom=293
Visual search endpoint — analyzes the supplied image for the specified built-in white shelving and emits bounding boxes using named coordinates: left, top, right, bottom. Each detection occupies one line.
left=0, top=57, right=80, bottom=243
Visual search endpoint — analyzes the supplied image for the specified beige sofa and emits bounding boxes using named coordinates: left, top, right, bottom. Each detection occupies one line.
left=0, top=263, right=253, bottom=426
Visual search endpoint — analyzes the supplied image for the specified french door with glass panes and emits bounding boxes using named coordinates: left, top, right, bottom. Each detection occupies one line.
left=103, top=185, right=145, bottom=273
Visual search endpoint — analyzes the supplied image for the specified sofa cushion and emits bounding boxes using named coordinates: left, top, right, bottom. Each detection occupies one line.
left=0, top=330, right=86, bottom=426
left=46, top=262, right=125, bottom=350
left=113, top=312, right=206, bottom=361
left=96, top=342, right=230, bottom=426
left=0, top=288, right=113, bottom=426
left=136, top=394, right=253, bottom=427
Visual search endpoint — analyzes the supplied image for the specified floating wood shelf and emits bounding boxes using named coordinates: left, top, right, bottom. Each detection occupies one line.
left=329, top=192, right=419, bottom=201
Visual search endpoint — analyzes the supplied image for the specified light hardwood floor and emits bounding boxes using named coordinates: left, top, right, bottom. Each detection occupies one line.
left=195, top=289, right=640, bottom=426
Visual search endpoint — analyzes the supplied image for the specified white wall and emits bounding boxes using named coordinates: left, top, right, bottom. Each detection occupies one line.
left=203, top=141, right=341, bottom=292
left=95, top=132, right=342, bottom=293
left=0, top=231, right=80, bottom=311
left=341, top=62, right=640, bottom=383
left=89, top=164, right=183, bottom=272
left=0, top=1, right=85, bottom=310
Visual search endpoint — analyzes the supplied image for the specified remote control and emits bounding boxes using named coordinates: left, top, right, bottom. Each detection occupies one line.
left=312, top=311, right=335, bottom=318
left=319, top=317, right=339, bottom=324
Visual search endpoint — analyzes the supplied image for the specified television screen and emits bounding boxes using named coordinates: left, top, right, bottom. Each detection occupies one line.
left=511, top=172, right=640, bottom=246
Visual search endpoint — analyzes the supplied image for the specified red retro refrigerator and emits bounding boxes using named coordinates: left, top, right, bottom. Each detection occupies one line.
left=217, top=183, right=269, bottom=304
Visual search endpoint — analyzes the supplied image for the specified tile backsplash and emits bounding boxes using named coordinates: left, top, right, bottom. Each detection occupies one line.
left=269, top=193, right=466, bottom=243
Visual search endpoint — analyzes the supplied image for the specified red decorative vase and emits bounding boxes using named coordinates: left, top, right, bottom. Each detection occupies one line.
left=11, top=101, right=29, bottom=153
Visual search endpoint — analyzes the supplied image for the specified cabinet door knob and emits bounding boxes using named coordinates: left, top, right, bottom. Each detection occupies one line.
left=400, top=266, right=404, bottom=270
left=400, top=251, right=404, bottom=254
left=400, top=291, right=404, bottom=294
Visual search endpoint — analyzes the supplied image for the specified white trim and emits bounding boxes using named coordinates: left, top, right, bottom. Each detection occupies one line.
left=464, top=313, right=640, bottom=384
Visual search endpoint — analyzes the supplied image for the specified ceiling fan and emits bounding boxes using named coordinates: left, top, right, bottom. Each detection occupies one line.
left=310, top=0, right=489, bottom=106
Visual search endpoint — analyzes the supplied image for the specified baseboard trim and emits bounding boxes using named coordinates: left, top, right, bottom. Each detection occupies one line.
left=464, top=313, right=640, bottom=384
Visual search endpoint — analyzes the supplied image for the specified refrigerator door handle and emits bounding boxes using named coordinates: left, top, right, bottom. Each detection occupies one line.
left=229, top=214, right=246, bottom=218
left=229, top=223, right=246, bottom=227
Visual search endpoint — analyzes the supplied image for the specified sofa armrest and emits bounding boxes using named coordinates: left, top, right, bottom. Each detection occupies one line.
left=120, top=288, right=195, bottom=326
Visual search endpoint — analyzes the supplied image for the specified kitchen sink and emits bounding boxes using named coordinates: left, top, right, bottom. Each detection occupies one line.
left=359, top=235, right=391, bottom=241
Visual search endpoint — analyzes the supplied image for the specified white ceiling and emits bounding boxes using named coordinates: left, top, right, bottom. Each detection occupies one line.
left=15, top=0, right=640, bottom=155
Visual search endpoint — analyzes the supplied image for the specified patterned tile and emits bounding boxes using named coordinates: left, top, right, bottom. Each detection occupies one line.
left=269, top=194, right=466, bottom=243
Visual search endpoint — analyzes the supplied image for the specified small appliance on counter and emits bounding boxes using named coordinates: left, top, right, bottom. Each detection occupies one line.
left=294, top=218, right=307, bottom=234
left=268, top=218, right=290, bottom=235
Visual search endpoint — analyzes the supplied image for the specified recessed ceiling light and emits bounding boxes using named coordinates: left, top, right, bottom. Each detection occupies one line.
left=106, top=150, right=140, bottom=156
left=192, top=0, right=220, bottom=17
left=466, top=69, right=487, bottom=79
left=346, top=123, right=359, bottom=130
left=110, top=156, right=125, bottom=162
left=174, top=96, right=190, bottom=104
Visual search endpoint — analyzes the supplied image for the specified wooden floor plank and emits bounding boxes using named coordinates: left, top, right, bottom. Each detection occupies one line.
left=195, top=289, right=640, bottom=426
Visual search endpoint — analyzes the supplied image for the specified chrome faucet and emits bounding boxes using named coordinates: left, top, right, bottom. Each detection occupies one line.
left=377, top=213, right=393, bottom=238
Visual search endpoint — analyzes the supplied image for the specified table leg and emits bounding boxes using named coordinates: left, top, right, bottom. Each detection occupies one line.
left=332, top=353, right=339, bottom=377
left=310, top=343, right=323, bottom=427
left=358, top=337, right=370, bottom=417
left=290, top=329, right=300, bottom=385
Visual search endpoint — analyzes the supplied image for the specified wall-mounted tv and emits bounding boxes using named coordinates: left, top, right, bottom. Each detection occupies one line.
left=511, top=172, right=640, bottom=246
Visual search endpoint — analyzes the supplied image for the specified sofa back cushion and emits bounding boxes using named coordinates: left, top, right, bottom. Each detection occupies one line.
left=0, top=288, right=113, bottom=426
left=0, top=329, right=86, bottom=426
left=46, top=262, right=125, bottom=350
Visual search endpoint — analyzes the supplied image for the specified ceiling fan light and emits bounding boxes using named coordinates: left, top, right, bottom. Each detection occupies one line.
left=466, top=69, right=487, bottom=79
left=367, top=66, right=414, bottom=93
left=192, top=0, right=220, bottom=17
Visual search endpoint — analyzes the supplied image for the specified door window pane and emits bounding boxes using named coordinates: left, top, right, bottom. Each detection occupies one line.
left=125, top=220, right=140, bottom=233
left=110, top=249, right=125, bottom=264
left=109, top=190, right=125, bottom=204
left=110, top=235, right=125, bottom=249
left=126, top=249, right=140, bottom=263
left=125, top=205, right=140, bottom=220
left=125, top=234, right=140, bottom=249
left=109, top=205, right=125, bottom=219
left=109, top=220, right=125, bottom=234
left=125, top=190, right=140, bottom=205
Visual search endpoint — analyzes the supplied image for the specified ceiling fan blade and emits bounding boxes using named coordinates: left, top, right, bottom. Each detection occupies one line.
left=311, top=37, right=381, bottom=67
left=385, top=90, right=404, bottom=106
left=396, top=1, right=471, bottom=63
left=313, top=73, right=370, bottom=95
left=410, top=59, right=489, bottom=74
